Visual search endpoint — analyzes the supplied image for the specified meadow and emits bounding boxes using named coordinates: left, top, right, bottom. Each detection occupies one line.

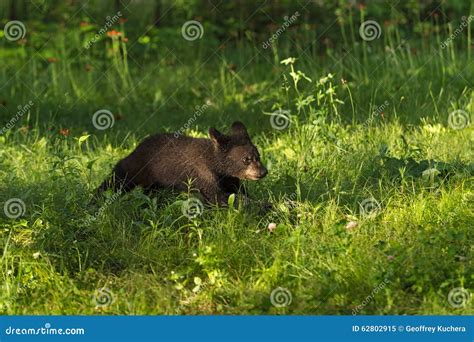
left=0, top=0, right=473, bottom=315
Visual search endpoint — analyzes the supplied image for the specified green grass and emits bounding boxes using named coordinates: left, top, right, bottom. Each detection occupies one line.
left=0, top=16, right=473, bottom=315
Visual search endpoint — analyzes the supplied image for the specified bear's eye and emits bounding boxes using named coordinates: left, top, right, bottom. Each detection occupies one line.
left=242, top=156, right=252, bottom=165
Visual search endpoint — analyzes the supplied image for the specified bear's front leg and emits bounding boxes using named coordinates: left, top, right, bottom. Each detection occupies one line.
left=194, top=179, right=232, bottom=206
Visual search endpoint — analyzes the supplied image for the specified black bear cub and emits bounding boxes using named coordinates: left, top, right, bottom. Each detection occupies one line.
left=97, top=121, right=268, bottom=205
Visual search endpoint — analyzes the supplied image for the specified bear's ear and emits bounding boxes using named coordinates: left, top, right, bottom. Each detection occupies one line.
left=230, top=121, right=249, bottom=139
left=209, top=127, right=229, bottom=146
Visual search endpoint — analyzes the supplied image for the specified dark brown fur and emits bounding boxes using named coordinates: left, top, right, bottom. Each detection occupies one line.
left=97, top=121, right=267, bottom=205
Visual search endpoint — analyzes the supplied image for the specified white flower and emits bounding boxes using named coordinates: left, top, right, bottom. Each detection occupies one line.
left=345, top=221, right=358, bottom=230
left=268, top=223, right=277, bottom=233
